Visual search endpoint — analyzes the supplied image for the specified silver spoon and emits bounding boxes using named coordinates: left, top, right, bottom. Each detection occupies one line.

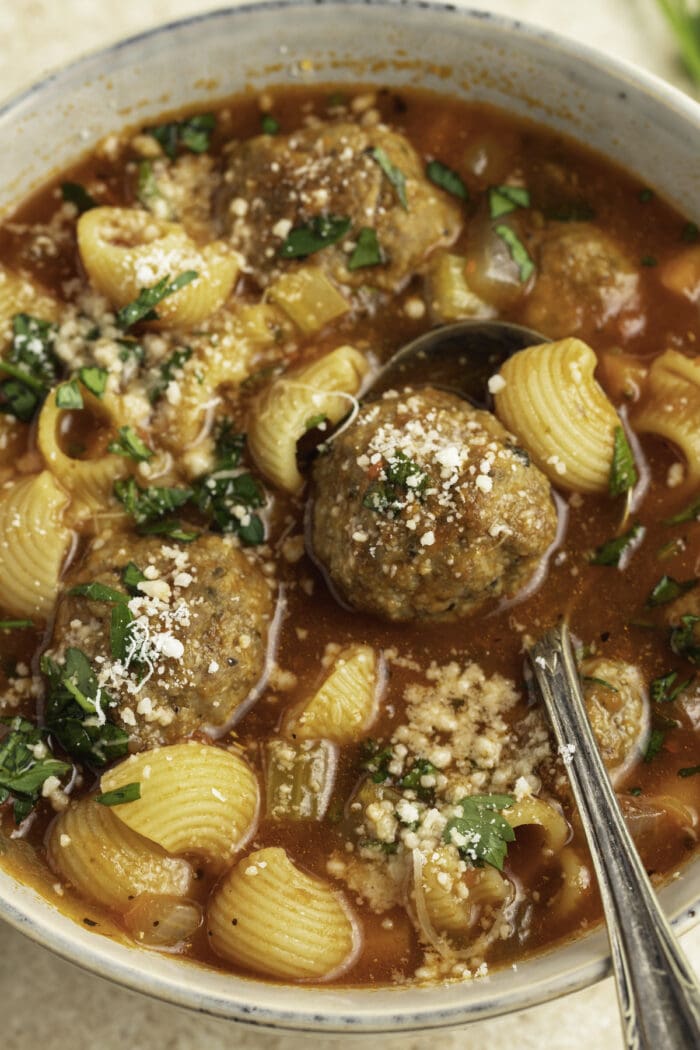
left=363, top=318, right=700, bottom=1049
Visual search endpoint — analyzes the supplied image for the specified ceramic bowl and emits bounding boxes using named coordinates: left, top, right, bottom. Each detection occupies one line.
left=0, top=0, right=698, bottom=1032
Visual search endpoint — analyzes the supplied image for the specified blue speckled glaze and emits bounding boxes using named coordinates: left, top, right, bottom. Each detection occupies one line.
left=0, top=0, right=698, bottom=1032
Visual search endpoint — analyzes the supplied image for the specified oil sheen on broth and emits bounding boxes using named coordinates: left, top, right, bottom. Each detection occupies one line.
left=0, top=85, right=699, bottom=987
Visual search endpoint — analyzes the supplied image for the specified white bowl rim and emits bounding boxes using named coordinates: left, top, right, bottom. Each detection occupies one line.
left=0, top=0, right=699, bottom=1033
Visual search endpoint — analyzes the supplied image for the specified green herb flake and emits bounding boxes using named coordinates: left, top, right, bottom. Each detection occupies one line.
left=0, top=717, right=71, bottom=825
left=370, top=147, right=408, bottom=210
left=114, top=477, right=192, bottom=524
left=494, top=224, right=535, bottom=283
left=658, top=538, right=685, bottom=561
left=55, top=380, right=84, bottom=410
left=149, top=345, right=192, bottom=402
left=651, top=670, right=695, bottom=703
left=348, top=227, right=384, bottom=271
left=116, top=271, right=198, bottom=330
left=443, top=793, right=515, bottom=871
left=0, top=314, right=59, bottom=422
left=398, top=758, right=438, bottom=802
left=363, top=450, right=429, bottom=515
left=96, top=782, right=141, bottom=806
left=146, top=113, right=216, bottom=159
left=670, top=614, right=700, bottom=665
left=122, top=562, right=146, bottom=593
left=304, top=413, right=327, bottom=432
left=641, top=255, right=658, bottom=267
left=609, top=425, right=638, bottom=497
left=78, top=366, right=108, bottom=398
left=108, top=425, right=154, bottom=463
left=646, top=574, right=697, bottom=607
left=279, top=215, right=351, bottom=260
left=360, top=739, right=394, bottom=783
left=582, top=675, right=619, bottom=693
left=679, top=765, right=700, bottom=778
left=639, top=188, right=655, bottom=203
left=590, top=523, right=645, bottom=567
left=61, top=181, right=96, bottom=214
left=68, top=582, right=128, bottom=604
left=136, top=520, right=199, bottom=543
left=628, top=787, right=642, bottom=796
left=261, top=114, right=280, bottom=135
left=192, top=469, right=266, bottom=546
left=682, top=221, right=699, bottom=244
left=643, top=728, right=667, bottom=763
left=664, top=496, right=700, bottom=525
left=0, top=619, right=34, bottom=630
left=110, top=602, right=135, bottom=662
left=426, top=160, right=468, bottom=201
left=488, top=184, right=530, bottom=219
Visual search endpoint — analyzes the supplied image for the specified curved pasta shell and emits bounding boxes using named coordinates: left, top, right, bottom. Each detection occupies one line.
left=37, top=388, right=129, bottom=525
left=418, top=848, right=511, bottom=936
left=502, top=796, right=569, bottom=853
left=494, top=338, right=621, bottom=493
left=100, top=742, right=259, bottom=869
left=633, top=350, right=700, bottom=484
left=248, top=345, right=369, bottom=494
left=284, top=644, right=379, bottom=743
left=77, top=206, right=239, bottom=328
left=0, top=471, right=72, bottom=618
left=47, top=798, right=194, bottom=912
left=207, top=846, right=358, bottom=980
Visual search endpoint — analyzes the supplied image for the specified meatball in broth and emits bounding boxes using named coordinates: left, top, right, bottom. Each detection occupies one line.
left=310, top=387, right=557, bottom=621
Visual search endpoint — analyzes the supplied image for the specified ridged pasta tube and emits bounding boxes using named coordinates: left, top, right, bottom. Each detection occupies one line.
left=207, top=846, right=359, bottom=980
left=47, top=798, right=194, bottom=911
left=633, top=350, right=700, bottom=484
left=284, top=644, right=379, bottom=743
left=100, top=742, right=259, bottom=869
left=419, top=847, right=510, bottom=935
left=248, top=345, right=369, bottom=493
left=268, top=266, right=349, bottom=334
left=502, top=796, right=569, bottom=853
left=493, top=338, right=621, bottom=493
left=77, top=207, right=239, bottom=328
left=0, top=471, right=72, bottom=618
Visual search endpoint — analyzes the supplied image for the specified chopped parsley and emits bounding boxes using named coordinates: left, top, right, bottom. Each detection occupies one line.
left=55, top=380, right=84, bottom=410
left=679, top=765, right=700, bottom=778
left=397, top=758, right=437, bottom=803
left=670, top=614, right=700, bottom=664
left=121, top=562, right=146, bottom=593
left=362, top=450, right=429, bottom=514
left=61, top=181, right=96, bottom=213
left=261, top=114, right=280, bottom=135
left=369, top=147, right=408, bottom=210
left=278, top=215, right=351, bottom=259
left=96, top=782, right=141, bottom=807
left=651, top=670, right=695, bottom=703
left=149, top=345, right=192, bottom=402
left=116, top=271, right=198, bottom=330
left=665, top=496, right=700, bottom=525
left=609, top=425, right=638, bottom=497
left=107, top=425, right=154, bottom=462
left=590, top=523, right=645, bottom=567
left=443, top=793, right=515, bottom=871
left=146, top=112, right=216, bottom=159
left=113, top=477, right=192, bottom=524
left=426, top=160, right=468, bottom=201
left=643, top=728, right=667, bottom=763
left=41, top=648, right=129, bottom=768
left=488, top=184, right=530, bottom=219
left=646, top=574, right=697, bottom=607
left=193, top=470, right=265, bottom=546
left=78, top=366, right=108, bottom=398
left=136, top=159, right=170, bottom=216
left=494, top=224, right=535, bottom=282
left=0, top=314, right=59, bottom=422
left=348, top=227, right=383, bottom=270
left=360, top=738, right=394, bottom=783
left=0, top=717, right=71, bottom=825
left=68, top=582, right=129, bottom=604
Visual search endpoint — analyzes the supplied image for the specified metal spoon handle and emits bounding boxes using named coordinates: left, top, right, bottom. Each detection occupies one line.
left=530, top=624, right=700, bottom=1050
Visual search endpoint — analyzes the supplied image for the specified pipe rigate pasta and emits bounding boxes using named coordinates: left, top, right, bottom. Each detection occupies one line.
left=100, top=742, right=259, bottom=869
left=77, top=207, right=239, bottom=328
left=207, top=846, right=359, bottom=980
left=493, top=337, right=621, bottom=493
left=633, top=350, right=700, bottom=484
left=418, top=847, right=510, bottom=936
left=283, top=644, right=379, bottom=743
left=47, top=798, right=194, bottom=911
left=247, top=345, right=369, bottom=493
left=0, top=471, right=72, bottom=618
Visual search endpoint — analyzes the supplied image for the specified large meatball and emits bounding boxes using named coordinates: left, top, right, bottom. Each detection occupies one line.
left=310, top=388, right=557, bottom=621
left=50, top=532, right=274, bottom=748
left=220, top=122, right=461, bottom=291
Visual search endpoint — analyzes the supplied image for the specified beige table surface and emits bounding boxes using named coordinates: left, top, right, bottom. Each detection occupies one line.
left=0, top=1, right=699, bottom=1047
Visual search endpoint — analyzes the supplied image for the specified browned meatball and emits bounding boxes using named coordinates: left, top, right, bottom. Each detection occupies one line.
left=50, top=533, right=274, bottom=749
left=309, top=388, right=557, bottom=621
left=220, top=122, right=461, bottom=291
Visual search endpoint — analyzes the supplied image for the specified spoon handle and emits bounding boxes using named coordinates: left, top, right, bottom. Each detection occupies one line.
left=529, top=623, right=700, bottom=1050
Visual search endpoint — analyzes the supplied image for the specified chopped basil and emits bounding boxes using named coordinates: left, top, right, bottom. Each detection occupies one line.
left=443, top=793, right=515, bottom=871
left=261, top=114, right=279, bottom=135
left=279, top=215, right=351, bottom=259
left=0, top=314, right=59, bottom=422
left=121, top=562, right=146, bottom=593
left=363, top=450, right=429, bottom=515
left=670, top=614, right=700, bottom=664
left=212, top=420, right=246, bottom=471
left=146, top=113, right=216, bottom=159
left=397, top=758, right=438, bottom=803
left=68, top=582, right=129, bottom=604
left=0, top=619, right=34, bottom=630
left=136, top=520, right=199, bottom=543
left=149, top=345, right=192, bottom=402
left=0, top=717, right=71, bottom=825
left=609, top=425, right=638, bottom=497
left=113, top=477, right=192, bottom=524
left=78, top=366, right=108, bottom=398
left=110, top=602, right=135, bottom=662
left=665, top=496, right=700, bottom=525
left=370, top=147, right=408, bottom=210
left=679, top=765, right=700, bottom=778
left=97, top=782, right=141, bottom=806
left=426, top=160, right=468, bottom=201
left=107, top=425, right=154, bottom=462
left=682, top=221, right=699, bottom=244
left=488, top=184, right=530, bottom=219
left=651, top=670, right=695, bottom=703
left=41, top=648, right=128, bottom=767
left=348, top=227, right=383, bottom=270
left=360, top=739, right=394, bottom=783
left=55, top=380, right=84, bottom=410
left=582, top=675, right=619, bottom=693
left=118, top=340, right=146, bottom=366
left=61, top=181, right=96, bottom=214
left=643, top=728, right=666, bottom=763
left=646, top=574, right=697, bottom=607
left=590, top=523, right=645, bottom=567
left=192, top=470, right=266, bottom=546
left=494, top=224, right=535, bottom=282
left=116, top=271, right=198, bottom=330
